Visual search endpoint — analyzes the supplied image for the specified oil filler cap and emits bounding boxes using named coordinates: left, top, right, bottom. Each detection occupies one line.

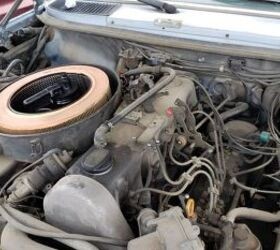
left=82, top=148, right=113, bottom=176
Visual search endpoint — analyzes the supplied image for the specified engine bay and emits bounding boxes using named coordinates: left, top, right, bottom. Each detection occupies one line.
left=0, top=2, right=280, bottom=249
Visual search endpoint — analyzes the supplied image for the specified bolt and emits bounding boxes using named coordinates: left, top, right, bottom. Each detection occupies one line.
left=219, top=65, right=225, bottom=72
left=176, top=135, right=187, bottom=147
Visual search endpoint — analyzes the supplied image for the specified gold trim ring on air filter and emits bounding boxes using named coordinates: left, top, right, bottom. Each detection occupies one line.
left=0, top=65, right=111, bottom=134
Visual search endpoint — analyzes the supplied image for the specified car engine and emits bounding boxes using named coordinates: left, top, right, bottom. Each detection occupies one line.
left=0, top=1, right=280, bottom=250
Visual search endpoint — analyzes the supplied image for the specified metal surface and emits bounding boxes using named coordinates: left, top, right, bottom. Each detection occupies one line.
left=49, top=0, right=120, bottom=16
left=7, top=150, right=72, bottom=203
left=44, top=0, right=280, bottom=51
left=67, top=145, right=144, bottom=202
left=44, top=29, right=122, bottom=70
left=128, top=207, right=204, bottom=250
left=38, top=12, right=280, bottom=62
left=232, top=224, right=261, bottom=250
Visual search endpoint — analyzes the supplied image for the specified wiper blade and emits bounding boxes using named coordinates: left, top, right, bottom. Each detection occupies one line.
left=137, top=0, right=178, bottom=14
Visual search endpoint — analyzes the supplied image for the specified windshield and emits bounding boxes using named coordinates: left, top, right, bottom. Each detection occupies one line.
left=162, top=0, right=280, bottom=12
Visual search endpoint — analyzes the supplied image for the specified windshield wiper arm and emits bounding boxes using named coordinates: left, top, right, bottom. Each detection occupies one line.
left=0, top=0, right=24, bottom=28
left=137, top=0, right=178, bottom=14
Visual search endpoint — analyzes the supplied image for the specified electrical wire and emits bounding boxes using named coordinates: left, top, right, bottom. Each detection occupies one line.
left=192, top=110, right=226, bottom=182
left=232, top=156, right=275, bottom=176
left=0, top=149, right=61, bottom=198
left=157, top=140, right=218, bottom=187
left=268, top=94, right=280, bottom=144
left=26, top=26, right=48, bottom=73
left=132, top=170, right=216, bottom=211
left=126, top=41, right=280, bottom=89
left=195, top=97, right=229, bottom=130
left=155, top=142, right=188, bottom=186
left=2, top=59, right=24, bottom=77
left=243, top=154, right=263, bottom=164
left=0, top=204, right=128, bottom=247
left=266, top=169, right=280, bottom=177
left=190, top=76, right=279, bottom=155
left=131, top=180, right=191, bottom=197
left=123, top=43, right=280, bottom=199
left=168, top=136, right=194, bottom=167
left=243, top=67, right=280, bottom=75
left=9, top=195, right=43, bottom=204
left=230, top=177, right=280, bottom=195
left=168, top=133, right=222, bottom=183
left=263, top=174, right=280, bottom=184
left=237, top=71, right=280, bottom=80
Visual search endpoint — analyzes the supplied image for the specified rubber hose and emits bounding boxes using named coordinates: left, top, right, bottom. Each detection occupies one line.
left=220, top=102, right=249, bottom=121
left=2, top=59, right=24, bottom=77
left=226, top=207, right=280, bottom=223
left=94, top=66, right=176, bottom=147
left=1, top=204, right=99, bottom=250
left=0, top=204, right=126, bottom=247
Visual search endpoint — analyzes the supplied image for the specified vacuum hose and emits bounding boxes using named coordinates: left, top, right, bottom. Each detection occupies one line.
left=94, top=66, right=176, bottom=147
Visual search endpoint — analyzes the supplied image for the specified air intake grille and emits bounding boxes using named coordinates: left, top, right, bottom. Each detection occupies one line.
left=49, top=0, right=120, bottom=16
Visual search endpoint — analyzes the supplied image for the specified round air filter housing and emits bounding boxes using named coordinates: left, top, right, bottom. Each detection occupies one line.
left=0, top=65, right=110, bottom=133
left=0, top=65, right=121, bottom=162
